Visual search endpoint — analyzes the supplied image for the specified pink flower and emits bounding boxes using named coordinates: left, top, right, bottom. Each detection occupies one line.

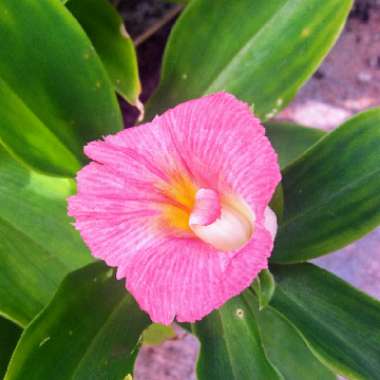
left=68, top=93, right=281, bottom=324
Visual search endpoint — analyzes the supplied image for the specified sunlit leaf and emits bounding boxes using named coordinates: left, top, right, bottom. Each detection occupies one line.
left=0, top=0, right=122, bottom=176
left=146, top=0, right=352, bottom=120
left=0, top=147, right=91, bottom=326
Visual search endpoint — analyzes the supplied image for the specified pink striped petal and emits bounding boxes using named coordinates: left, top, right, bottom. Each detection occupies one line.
left=124, top=225, right=272, bottom=324
left=68, top=92, right=281, bottom=324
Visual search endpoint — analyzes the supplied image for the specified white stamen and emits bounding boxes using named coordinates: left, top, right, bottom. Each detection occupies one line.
left=190, top=199, right=255, bottom=252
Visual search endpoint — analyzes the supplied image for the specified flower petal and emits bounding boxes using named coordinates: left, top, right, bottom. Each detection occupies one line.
left=123, top=225, right=272, bottom=324
left=160, top=92, right=281, bottom=219
left=68, top=92, right=281, bottom=324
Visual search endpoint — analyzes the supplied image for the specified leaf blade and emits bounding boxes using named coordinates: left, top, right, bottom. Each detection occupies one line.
left=0, top=0, right=122, bottom=176
left=0, top=78, right=81, bottom=177
left=192, top=292, right=283, bottom=380
left=271, top=263, right=380, bottom=380
left=265, top=122, right=326, bottom=169
left=146, top=0, right=352, bottom=120
left=0, top=147, right=91, bottom=326
left=272, top=108, right=380, bottom=262
left=0, top=318, right=21, bottom=379
left=5, top=263, right=151, bottom=380
left=246, top=298, right=335, bottom=380
left=67, top=0, right=141, bottom=106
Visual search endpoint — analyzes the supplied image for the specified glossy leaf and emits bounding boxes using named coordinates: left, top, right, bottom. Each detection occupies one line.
left=146, top=0, right=352, bottom=120
left=265, top=121, right=325, bottom=223
left=192, top=292, right=283, bottom=380
left=252, top=269, right=275, bottom=310
left=0, top=0, right=122, bottom=176
left=272, top=109, right=380, bottom=263
left=0, top=147, right=92, bottom=327
left=67, top=0, right=141, bottom=106
left=265, top=122, right=325, bottom=169
left=248, top=300, right=335, bottom=380
left=0, top=318, right=21, bottom=379
left=5, top=263, right=151, bottom=380
left=271, top=263, right=380, bottom=380
left=0, top=78, right=81, bottom=178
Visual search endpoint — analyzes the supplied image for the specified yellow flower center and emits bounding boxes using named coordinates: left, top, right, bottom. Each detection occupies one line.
left=158, top=174, right=255, bottom=251
left=159, top=173, right=197, bottom=233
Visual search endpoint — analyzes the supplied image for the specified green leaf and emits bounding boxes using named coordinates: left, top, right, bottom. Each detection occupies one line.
left=0, top=78, right=82, bottom=178
left=0, top=147, right=92, bottom=327
left=5, top=263, right=151, bottom=380
left=192, top=291, right=283, bottom=380
left=146, top=0, right=352, bottom=120
left=0, top=318, right=21, bottom=379
left=252, top=269, right=275, bottom=310
left=272, top=109, right=380, bottom=263
left=142, top=324, right=176, bottom=346
left=271, top=263, right=380, bottom=380
left=266, top=122, right=325, bottom=223
left=0, top=0, right=122, bottom=176
left=248, top=300, right=335, bottom=380
left=269, top=184, right=284, bottom=222
left=265, top=122, right=325, bottom=169
left=66, top=0, right=141, bottom=106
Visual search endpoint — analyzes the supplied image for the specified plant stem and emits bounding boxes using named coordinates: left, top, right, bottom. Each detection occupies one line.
left=134, top=4, right=183, bottom=47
